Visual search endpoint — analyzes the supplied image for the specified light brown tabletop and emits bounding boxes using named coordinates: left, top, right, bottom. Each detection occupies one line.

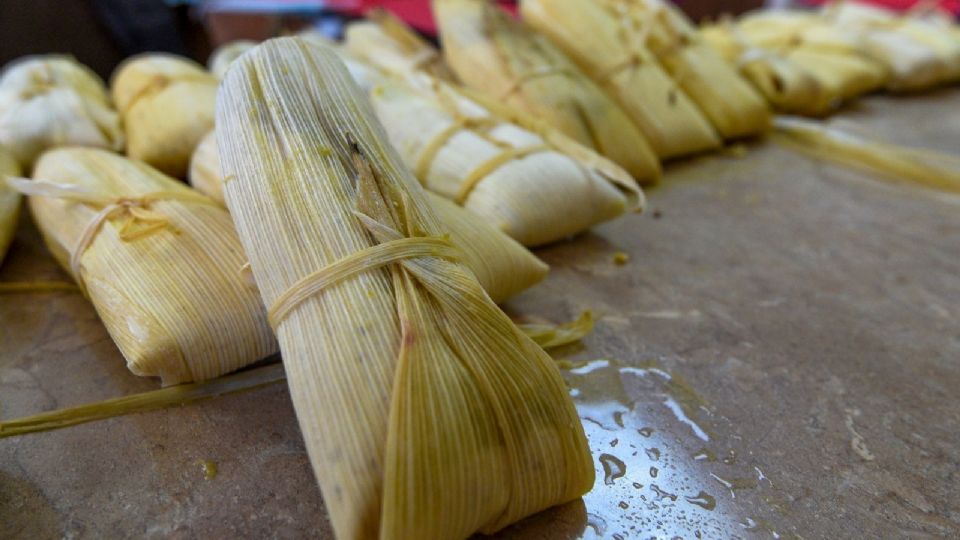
left=2, top=89, right=959, bottom=539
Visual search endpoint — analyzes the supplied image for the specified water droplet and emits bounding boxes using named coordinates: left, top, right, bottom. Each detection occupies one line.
left=586, top=512, right=607, bottom=535
left=570, top=359, right=611, bottom=375
left=650, top=483, right=678, bottom=501
left=685, top=491, right=717, bottom=511
left=649, top=466, right=659, bottom=478
left=632, top=482, right=643, bottom=489
left=600, top=453, right=626, bottom=485
left=638, top=427, right=654, bottom=437
left=610, top=438, right=619, bottom=447
left=613, top=411, right=625, bottom=428
left=721, top=450, right=736, bottom=465
left=619, top=501, right=630, bottom=509
left=645, top=447, right=661, bottom=461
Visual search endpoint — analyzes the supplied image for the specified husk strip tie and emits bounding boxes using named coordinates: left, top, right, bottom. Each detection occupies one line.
left=8, top=177, right=218, bottom=294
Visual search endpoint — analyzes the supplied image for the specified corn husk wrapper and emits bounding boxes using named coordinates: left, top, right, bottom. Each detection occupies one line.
left=0, top=145, right=21, bottom=263
left=112, top=54, right=218, bottom=177
left=24, top=148, right=275, bottom=385
left=189, top=128, right=548, bottom=302
left=188, top=130, right=223, bottom=203
left=0, top=56, right=123, bottom=168
left=346, top=8, right=456, bottom=80
left=772, top=116, right=960, bottom=194
left=208, top=40, right=258, bottom=79
left=519, top=0, right=719, bottom=159
left=700, top=23, right=833, bottom=116
left=618, top=0, right=770, bottom=139
left=217, top=38, right=593, bottom=539
left=433, top=0, right=660, bottom=182
left=369, top=71, right=643, bottom=246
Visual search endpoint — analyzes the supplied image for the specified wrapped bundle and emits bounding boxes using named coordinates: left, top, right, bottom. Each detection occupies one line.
left=111, top=54, right=218, bottom=177
left=369, top=72, right=644, bottom=246
left=827, top=1, right=960, bottom=89
left=208, top=40, right=257, bottom=79
left=735, top=11, right=888, bottom=101
left=217, top=38, right=593, bottom=539
left=520, top=0, right=720, bottom=159
left=612, top=0, right=770, bottom=140
left=0, top=145, right=20, bottom=263
left=0, top=55, right=123, bottom=168
left=189, top=128, right=549, bottom=302
left=700, top=22, right=832, bottom=116
left=433, top=0, right=661, bottom=183
left=17, top=148, right=276, bottom=385
left=345, top=8, right=456, bottom=80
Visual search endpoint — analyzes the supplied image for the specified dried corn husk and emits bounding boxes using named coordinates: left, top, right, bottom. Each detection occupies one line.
left=217, top=37, right=593, bottom=539
left=111, top=54, right=218, bottom=177
left=208, top=40, right=258, bottom=79
left=520, top=0, right=720, bottom=159
left=189, top=128, right=548, bottom=302
left=346, top=8, right=456, bottom=80
left=0, top=145, right=21, bottom=263
left=700, top=22, right=832, bottom=116
left=615, top=0, right=770, bottom=139
left=20, top=148, right=275, bottom=385
left=773, top=116, right=960, bottom=194
left=0, top=55, right=123, bottom=168
left=433, top=0, right=660, bottom=182
left=369, top=72, right=643, bottom=246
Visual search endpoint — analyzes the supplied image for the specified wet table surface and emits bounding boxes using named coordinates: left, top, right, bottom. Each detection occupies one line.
left=2, top=89, right=960, bottom=539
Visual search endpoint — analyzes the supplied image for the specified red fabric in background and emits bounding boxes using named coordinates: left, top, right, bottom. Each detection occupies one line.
left=325, top=0, right=517, bottom=34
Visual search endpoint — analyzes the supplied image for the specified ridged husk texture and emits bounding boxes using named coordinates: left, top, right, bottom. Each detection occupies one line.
left=216, top=37, right=593, bottom=539
left=26, top=148, right=276, bottom=385
left=613, top=0, right=771, bottom=139
left=433, top=0, right=660, bottom=182
left=0, top=55, right=123, bottom=168
left=369, top=71, right=643, bottom=246
left=346, top=8, right=457, bottom=80
left=112, top=54, right=218, bottom=177
left=520, top=0, right=721, bottom=158
left=0, top=145, right=21, bottom=263
left=189, top=127, right=549, bottom=302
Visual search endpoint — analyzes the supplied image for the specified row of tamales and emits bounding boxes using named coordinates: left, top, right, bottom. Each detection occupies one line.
left=190, top=129, right=550, bottom=302
left=431, top=0, right=662, bottom=181
left=207, top=35, right=645, bottom=247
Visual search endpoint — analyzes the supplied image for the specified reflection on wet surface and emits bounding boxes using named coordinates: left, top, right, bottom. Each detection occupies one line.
left=562, top=358, right=788, bottom=539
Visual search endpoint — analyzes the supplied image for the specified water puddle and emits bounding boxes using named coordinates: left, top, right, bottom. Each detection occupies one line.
left=558, top=358, right=786, bottom=538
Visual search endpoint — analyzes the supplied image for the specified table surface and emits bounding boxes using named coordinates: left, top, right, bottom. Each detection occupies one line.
left=2, top=89, right=959, bottom=539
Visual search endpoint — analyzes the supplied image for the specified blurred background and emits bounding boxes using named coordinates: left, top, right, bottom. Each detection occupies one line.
left=1, top=0, right=958, bottom=79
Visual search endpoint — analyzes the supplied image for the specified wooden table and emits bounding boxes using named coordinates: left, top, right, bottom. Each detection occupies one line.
left=2, top=89, right=959, bottom=539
